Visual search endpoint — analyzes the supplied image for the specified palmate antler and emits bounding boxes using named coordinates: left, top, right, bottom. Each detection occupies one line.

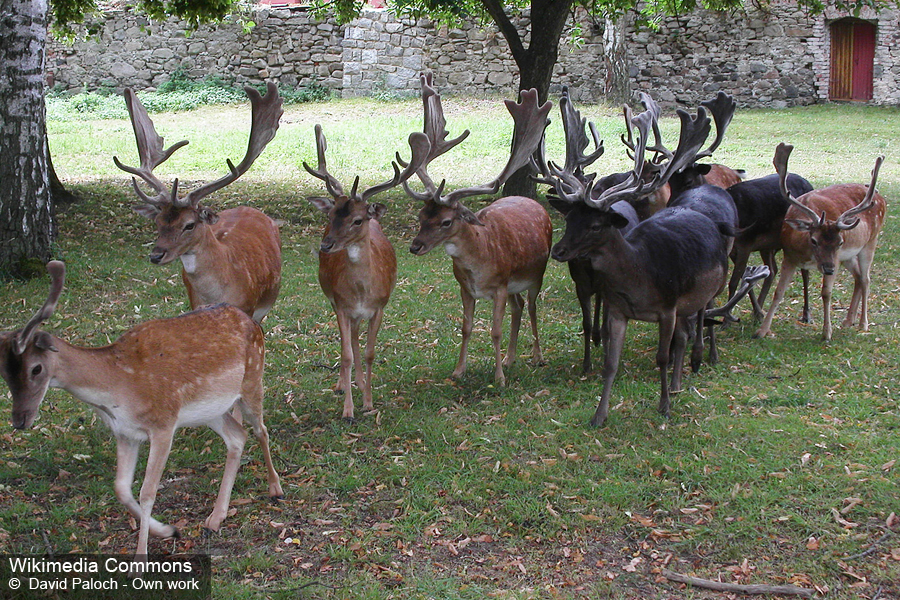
left=403, top=70, right=552, bottom=206
left=115, top=83, right=284, bottom=213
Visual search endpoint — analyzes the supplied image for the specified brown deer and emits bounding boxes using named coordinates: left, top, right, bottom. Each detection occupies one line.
left=0, top=262, right=283, bottom=559
left=538, top=92, right=734, bottom=427
left=115, top=83, right=283, bottom=323
left=754, top=143, right=886, bottom=341
left=403, top=72, right=553, bottom=387
left=304, top=125, right=429, bottom=420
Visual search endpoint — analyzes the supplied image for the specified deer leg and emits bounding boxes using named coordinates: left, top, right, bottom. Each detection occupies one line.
left=204, top=411, right=247, bottom=532
left=577, top=288, right=593, bottom=375
left=754, top=249, right=778, bottom=319
left=336, top=311, right=356, bottom=419
left=350, top=318, right=366, bottom=407
left=821, top=272, right=836, bottom=341
left=799, top=268, right=812, bottom=323
left=452, top=290, right=475, bottom=380
left=362, top=308, right=385, bottom=411
left=526, top=285, right=544, bottom=367
left=593, top=315, right=627, bottom=428
left=689, top=310, right=704, bottom=374
left=504, top=292, right=524, bottom=369
left=135, top=429, right=175, bottom=556
left=706, top=301, right=718, bottom=366
left=491, top=285, right=509, bottom=386
left=114, top=437, right=176, bottom=539
left=754, top=261, right=797, bottom=339
left=236, top=395, right=284, bottom=500
left=592, top=294, right=604, bottom=347
left=656, top=314, right=677, bottom=418
left=673, top=317, right=692, bottom=393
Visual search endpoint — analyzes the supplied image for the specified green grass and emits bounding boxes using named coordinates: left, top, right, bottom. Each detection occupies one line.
left=0, top=98, right=898, bottom=599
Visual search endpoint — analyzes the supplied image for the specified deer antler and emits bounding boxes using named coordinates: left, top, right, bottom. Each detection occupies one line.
left=837, top=154, right=885, bottom=229
left=405, top=72, right=551, bottom=206
left=303, top=124, right=431, bottom=203
left=773, top=142, right=822, bottom=225
left=14, top=261, right=66, bottom=355
left=696, top=91, right=736, bottom=160
left=183, top=82, right=284, bottom=207
left=114, top=88, right=189, bottom=209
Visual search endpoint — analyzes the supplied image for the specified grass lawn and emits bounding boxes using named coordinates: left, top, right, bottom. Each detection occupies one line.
left=0, top=96, right=898, bottom=599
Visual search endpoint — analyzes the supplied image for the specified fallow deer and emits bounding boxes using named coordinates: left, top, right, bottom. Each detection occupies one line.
left=754, top=143, right=886, bottom=341
left=537, top=92, right=733, bottom=427
left=304, top=125, right=429, bottom=420
left=115, top=83, right=283, bottom=323
left=726, top=172, right=814, bottom=321
left=403, top=72, right=553, bottom=387
left=0, top=262, right=283, bottom=559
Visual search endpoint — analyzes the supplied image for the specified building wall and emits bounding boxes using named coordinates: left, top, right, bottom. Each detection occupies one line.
left=45, top=3, right=900, bottom=107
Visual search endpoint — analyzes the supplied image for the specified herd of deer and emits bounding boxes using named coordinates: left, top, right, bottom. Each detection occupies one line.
left=0, top=72, right=887, bottom=559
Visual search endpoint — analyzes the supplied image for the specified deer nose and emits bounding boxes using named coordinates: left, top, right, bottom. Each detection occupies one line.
left=409, top=241, right=425, bottom=255
left=149, top=249, right=166, bottom=264
left=319, top=240, right=336, bottom=253
left=820, top=264, right=835, bottom=276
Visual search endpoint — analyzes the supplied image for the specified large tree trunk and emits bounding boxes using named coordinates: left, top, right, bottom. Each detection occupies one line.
left=485, top=0, right=573, bottom=198
left=0, top=0, right=53, bottom=278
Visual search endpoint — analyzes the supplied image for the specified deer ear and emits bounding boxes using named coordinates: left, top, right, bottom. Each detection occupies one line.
left=458, top=205, right=485, bottom=227
left=133, top=203, right=161, bottom=219
left=608, top=211, right=630, bottom=229
left=785, top=218, right=814, bottom=232
left=547, top=196, right=573, bottom=216
left=368, top=203, right=387, bottom=221
left=34, top=332, right=58, bottom=353
left=308, top=196, right=334, bottom=214
left=198, top=207, right=219, bottom=225
left=696, top=163, right=712, bottom=175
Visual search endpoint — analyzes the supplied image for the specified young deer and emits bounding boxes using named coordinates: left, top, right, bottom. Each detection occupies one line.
left=0, top=262, right=283, bottom=559
left=754, top=143, right=886, bottom=341
left=404, top=72, right=553, bottom=386
left=304, top=125, right=429, bottom=420
left=538, top=93, right=734, bottom=427
left=115, top=83, right=283, bottom=322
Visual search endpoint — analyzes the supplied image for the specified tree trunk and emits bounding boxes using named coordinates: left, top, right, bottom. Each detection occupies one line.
left=603, top=14, right=631, bottom=105
left=0, top=0, right=53, bottom=278
left=499, top=0, right=574, bottom=198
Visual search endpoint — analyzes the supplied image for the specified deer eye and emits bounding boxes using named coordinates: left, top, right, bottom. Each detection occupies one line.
left=441, top=219, right=453, bottom=228
left=31, top=365, right=42, bottom=377
left=352, top=218, right=363, bottom=227
left=183, top=222, right=196, bottom=232
left=810, top=237, right=818, bottom=247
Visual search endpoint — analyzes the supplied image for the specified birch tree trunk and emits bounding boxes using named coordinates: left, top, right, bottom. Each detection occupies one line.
left=0, top=0, right=53, bottom=277
left=603, top=14, right=631, bottom=105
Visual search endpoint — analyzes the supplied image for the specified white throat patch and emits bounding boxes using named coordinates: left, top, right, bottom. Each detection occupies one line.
left=346, top=244, right=362, bottom=263
left=444, top=242, right=460, bottom=257
left=180, top=254, right=197, bottom=273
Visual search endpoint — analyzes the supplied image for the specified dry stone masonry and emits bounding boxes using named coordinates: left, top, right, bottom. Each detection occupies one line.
left=46, top=2, right=900, bottom=107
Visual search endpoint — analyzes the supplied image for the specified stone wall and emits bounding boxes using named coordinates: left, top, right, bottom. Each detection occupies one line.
left=45, top=2, right=900, bottom=107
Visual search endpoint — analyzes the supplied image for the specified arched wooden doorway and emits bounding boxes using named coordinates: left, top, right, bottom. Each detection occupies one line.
left=829, top=18, right=876, bottom=101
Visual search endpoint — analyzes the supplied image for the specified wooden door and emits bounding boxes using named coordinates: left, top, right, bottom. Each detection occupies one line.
left=830, top=19, right=876, bottom=101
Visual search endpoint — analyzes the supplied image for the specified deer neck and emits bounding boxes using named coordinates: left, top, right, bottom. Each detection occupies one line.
left=587, top=228, right=641, bottom=283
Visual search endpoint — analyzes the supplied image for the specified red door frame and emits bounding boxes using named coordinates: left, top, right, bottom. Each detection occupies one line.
left=830, top=18, right=876, bottom=102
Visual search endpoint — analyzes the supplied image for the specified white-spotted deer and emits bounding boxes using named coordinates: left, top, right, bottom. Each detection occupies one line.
left=754, top=143, right=886, bottom=341
left=537, top=93, right=734, bottom=427
left=403, top=72, right=553, bottom=386
left=304, top=125, right=429, bottom=420
left=115, top=83, right=283, bottom=322
left=0, top=262, right=283, bottom=559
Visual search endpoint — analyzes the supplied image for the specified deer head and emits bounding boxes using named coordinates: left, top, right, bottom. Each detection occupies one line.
left=0, top=261, right=65, bottom=429
left=304, top=124, right=430, bottom=254
left=775, top=143, right=884, bottom=276
left=115, top=83, right=283, bottom=264
left=405, top=71, right=551, bottom=254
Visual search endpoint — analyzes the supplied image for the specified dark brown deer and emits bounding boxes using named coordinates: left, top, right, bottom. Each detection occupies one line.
left=754, top=143, right=886, bottom=341
left=1, top=262, right=282, bottom=560
left=538, top=92, right=733, bottom=427
left=535, top=86, right=639, bottom=374
left=115, top=83, right=283, bottom=322
left=305, top=125, right=429, bottom=419
left=404, top=72, right=553, bottom=386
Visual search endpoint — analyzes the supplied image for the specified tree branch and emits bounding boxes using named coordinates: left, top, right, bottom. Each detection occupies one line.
left=479, top=0, right=528, bottom=65
left=663, top=569, right=815, bottom=598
